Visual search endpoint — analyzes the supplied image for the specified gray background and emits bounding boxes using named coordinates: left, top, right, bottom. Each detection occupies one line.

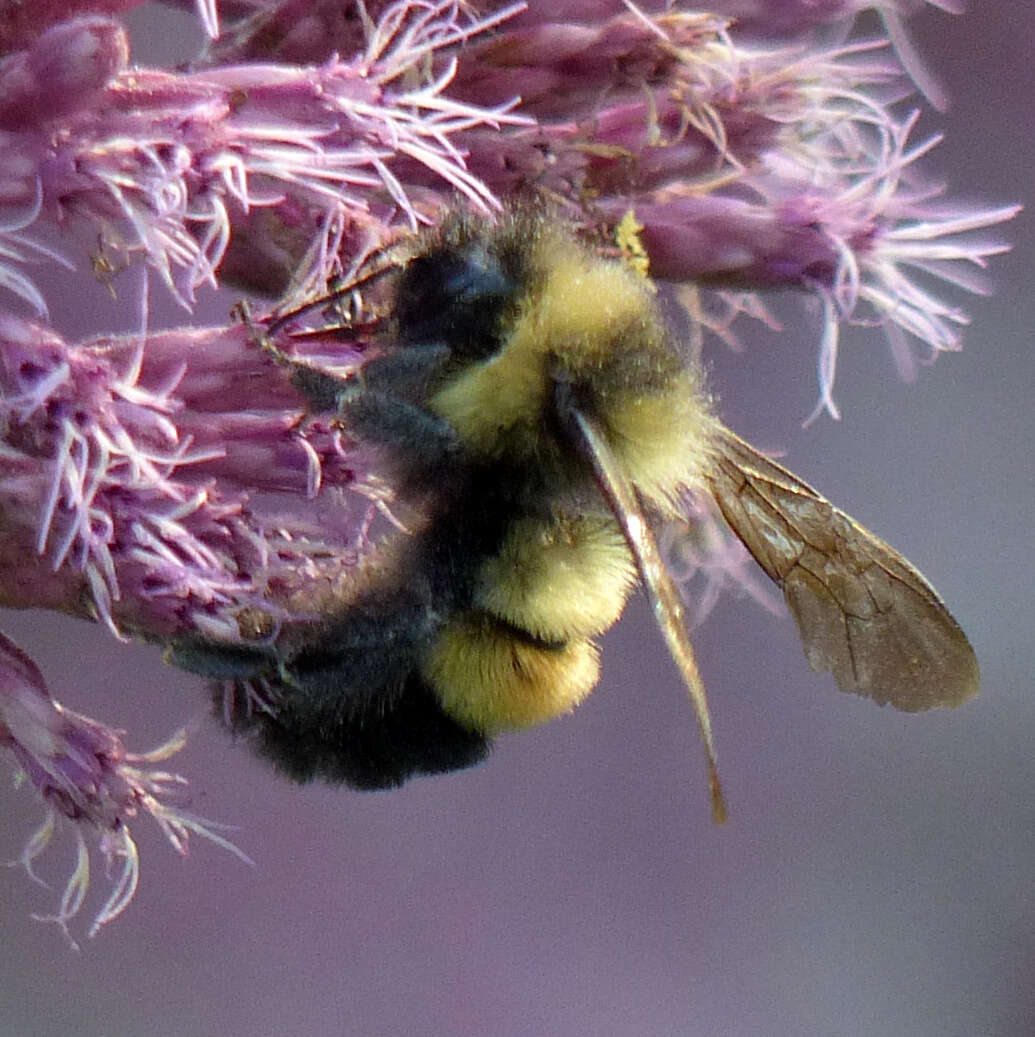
left=1, top=4, right=1031, bottom=1035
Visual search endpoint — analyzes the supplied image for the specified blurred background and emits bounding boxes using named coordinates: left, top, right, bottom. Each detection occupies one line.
left=1, top=4, right=1031, bottom=1035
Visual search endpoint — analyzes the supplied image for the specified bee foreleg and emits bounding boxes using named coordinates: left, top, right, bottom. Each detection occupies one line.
left=164, top=637, right=276, bottom=680
left=357, top=343, right=451, bottom=398
left=338, top=390, right=460, bottom=470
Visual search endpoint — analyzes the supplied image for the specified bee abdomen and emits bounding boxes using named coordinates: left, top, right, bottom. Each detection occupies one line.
left=421, top=509, right=639, bottom=734
left=217, top=667, right=491, bottom=789
left=422, top=610, right=600, bottom=734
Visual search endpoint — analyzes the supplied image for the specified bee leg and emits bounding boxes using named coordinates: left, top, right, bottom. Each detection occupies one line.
left=357, top=343, right=450, bottom=398
left=283, top=362, right=354, bottom=413
left=337, top=389, right=460, bottom=471
left=164, top=638, right=275, bottom=680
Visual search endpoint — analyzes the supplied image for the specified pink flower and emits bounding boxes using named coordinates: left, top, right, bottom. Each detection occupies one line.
left=0, top=631, right=250, bottom=946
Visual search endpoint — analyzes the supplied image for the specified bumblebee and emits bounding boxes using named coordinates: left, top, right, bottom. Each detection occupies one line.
left=172, top=208, right=979, bottom=820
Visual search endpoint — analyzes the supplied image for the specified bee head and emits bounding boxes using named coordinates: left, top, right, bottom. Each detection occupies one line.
left=391, top=210, right=545, bottom=363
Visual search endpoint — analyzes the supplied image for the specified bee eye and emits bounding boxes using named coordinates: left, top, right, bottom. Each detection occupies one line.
left=395, top=244, right=518, bottom=360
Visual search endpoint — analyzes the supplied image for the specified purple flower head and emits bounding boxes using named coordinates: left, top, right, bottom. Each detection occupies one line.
left=0, top=0, right=1016, bottom=940
left=0, top=631, right=251, bottom=946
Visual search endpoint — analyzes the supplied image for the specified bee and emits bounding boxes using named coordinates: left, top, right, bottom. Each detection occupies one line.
left=172, top=208, right=979, bottom=821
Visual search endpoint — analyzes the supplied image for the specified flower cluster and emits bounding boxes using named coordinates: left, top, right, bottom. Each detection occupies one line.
left=0, top=0, right=1015, bottom=939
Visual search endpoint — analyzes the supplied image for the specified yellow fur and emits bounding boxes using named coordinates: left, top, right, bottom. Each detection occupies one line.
left=475, top=513, right=637, bottom=642
left=423, top=614, right=600, bottom=733
left=428, top=235, right=714, bottom=512
left=604, top=369, right=713, bottom=515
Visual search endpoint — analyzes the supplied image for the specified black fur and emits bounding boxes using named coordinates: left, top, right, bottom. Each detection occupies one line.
left=221, top=671, right=490, bottom=789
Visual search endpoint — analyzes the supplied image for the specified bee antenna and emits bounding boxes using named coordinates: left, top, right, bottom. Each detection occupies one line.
left=267, top=258, right=398, bottom=337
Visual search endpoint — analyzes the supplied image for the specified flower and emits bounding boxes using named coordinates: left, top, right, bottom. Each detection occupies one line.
left=0, top=0, right=1016, bottom=939
left=0, top=631, right=251, bottom=946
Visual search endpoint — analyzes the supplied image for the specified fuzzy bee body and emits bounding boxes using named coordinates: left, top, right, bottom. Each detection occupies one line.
left=172, top=208, right=978, bottom=814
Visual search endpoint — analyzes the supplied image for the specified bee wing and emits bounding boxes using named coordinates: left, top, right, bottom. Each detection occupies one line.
left=568, top=405, right=727, bottom=823
left=705, top=425, right=979, bottom=711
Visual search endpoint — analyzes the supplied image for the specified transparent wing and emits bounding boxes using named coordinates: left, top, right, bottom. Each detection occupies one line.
left=568, top=405, right=727, bottom=823
left=705, top=425, right=979, bottom=711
